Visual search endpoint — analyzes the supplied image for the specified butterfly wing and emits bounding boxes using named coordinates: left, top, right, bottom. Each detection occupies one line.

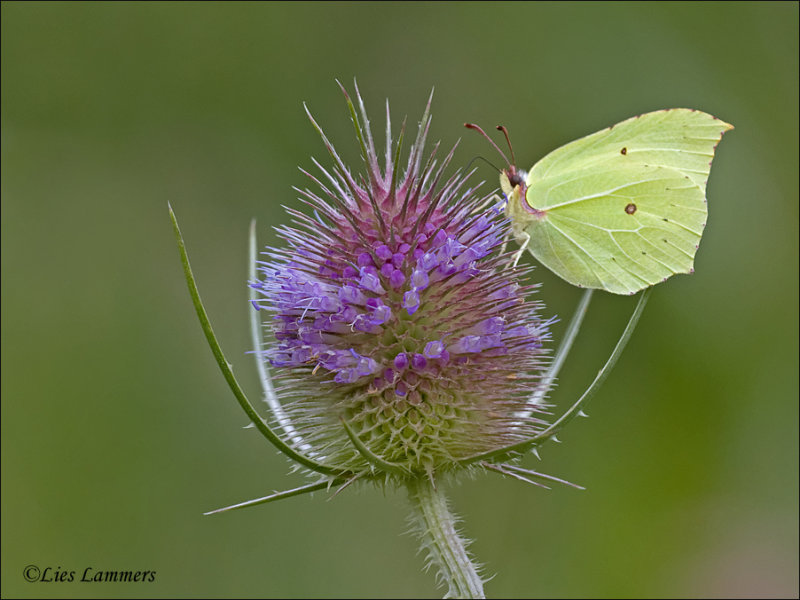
left=521, top=109, right=732, bottom=294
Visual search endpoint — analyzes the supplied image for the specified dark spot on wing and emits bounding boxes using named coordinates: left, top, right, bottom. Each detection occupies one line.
left=620, top=147, right=627, bottom=155
left=625, top=203, right=637, bottom=215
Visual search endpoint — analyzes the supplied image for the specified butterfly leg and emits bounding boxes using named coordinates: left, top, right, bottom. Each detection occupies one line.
left=511, top=231, right=531, bottom=269
left=499, top=228, right=511, bottom=256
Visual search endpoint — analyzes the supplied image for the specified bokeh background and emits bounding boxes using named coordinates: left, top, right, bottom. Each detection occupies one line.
left=2, top=2, right=797, bottom=598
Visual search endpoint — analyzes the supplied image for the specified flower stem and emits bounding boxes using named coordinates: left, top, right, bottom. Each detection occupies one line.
left=406, top=477, right=485, bottom=599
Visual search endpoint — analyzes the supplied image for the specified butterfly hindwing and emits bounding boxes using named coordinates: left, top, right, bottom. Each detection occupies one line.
left=525, top=163, right=706, bottom=294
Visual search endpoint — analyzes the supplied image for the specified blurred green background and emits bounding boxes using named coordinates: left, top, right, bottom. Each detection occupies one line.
left=2, top=2, right=797, bottom=598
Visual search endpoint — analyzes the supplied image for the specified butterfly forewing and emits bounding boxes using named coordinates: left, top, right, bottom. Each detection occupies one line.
left=528, top=109, right=733, bottom=192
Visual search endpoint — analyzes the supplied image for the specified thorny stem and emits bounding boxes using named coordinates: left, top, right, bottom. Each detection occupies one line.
left=406, top=477, right=485, bottom=599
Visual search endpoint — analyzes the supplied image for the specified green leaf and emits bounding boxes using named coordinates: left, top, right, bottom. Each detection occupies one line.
left=204, top=480, right=339, bottom=515
left=169, top=204, right=347, bottom=477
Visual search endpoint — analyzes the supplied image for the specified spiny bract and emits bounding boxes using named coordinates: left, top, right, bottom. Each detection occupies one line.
left=252, top=86, right=553, bottom=479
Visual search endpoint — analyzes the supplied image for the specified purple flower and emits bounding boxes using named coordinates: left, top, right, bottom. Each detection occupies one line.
left=402, top=290, right=421, bottom=316
left=252, top=86, right=551, bottom=472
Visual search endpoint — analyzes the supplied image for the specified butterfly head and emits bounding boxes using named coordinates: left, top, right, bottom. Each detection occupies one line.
left=500, top=164, right=527, bottom=202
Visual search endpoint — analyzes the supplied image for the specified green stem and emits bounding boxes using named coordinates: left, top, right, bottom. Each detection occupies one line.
left=406, top=477, right=485, bottom=599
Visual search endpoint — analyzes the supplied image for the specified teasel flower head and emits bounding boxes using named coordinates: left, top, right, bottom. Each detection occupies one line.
left=169, top=83, right=656, bottom=598
left=251, top=84, right=553, bottom=480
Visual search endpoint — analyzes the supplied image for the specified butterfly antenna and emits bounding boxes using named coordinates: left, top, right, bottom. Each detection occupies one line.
left=495, top=125, right=517, bottom=167
left=464, top=155, right=501, bottom=174
left=464, top=123, right=511, bottom=167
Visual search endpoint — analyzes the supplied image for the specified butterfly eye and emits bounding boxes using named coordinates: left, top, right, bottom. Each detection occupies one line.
left=507, top=166, right=525, bottom=189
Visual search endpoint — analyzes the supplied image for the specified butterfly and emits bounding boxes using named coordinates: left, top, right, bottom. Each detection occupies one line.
left=467, top=109, right=732, bottom=295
